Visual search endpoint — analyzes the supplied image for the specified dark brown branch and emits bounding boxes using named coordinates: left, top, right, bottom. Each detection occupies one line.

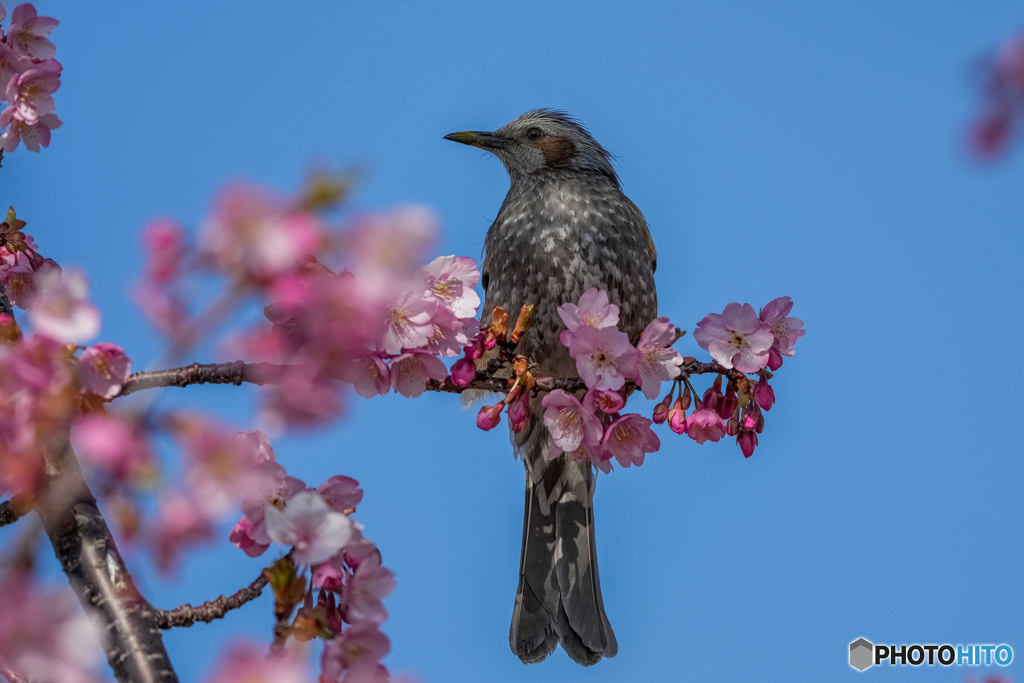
left=118, top=357, right=743, bottom=399
left=35, top=446, right=178, bottom=683
left=0, top=494, right=31, bottom=528
left=153, top=569, right=269, bottom=628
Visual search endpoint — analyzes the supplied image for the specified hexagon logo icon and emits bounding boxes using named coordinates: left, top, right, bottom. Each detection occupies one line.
left=849, top=638, right=874, bottom=671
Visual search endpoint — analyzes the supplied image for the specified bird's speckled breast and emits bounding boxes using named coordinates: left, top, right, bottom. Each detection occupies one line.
left=481, top=171, right=657, bottom=378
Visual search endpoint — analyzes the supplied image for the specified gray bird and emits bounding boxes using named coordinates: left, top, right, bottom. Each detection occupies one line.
left=445, top=110, right=657, bottom=666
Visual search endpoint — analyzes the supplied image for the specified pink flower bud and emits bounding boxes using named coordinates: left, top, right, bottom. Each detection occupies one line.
left=450, top=357, right=476, bottom=386
left=726, top=418, right=740, bottom=437
left=680, top=383, right=692, bottom=410
left=477, top=402, right=503, bottom=431
left=652, top=396, right=670, bottom=424
left=507, top=392, right=529, bottom=433
left=754, top=375, right=775, bottom=411
left=737, top=430, right=758, bottom=458
left=668, top=398, right=686, bottom=435
left=718, top=383, right=738, bottom=420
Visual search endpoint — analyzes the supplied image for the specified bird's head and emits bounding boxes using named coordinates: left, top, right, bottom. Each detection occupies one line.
left=444, top=109, right=617, bottom=183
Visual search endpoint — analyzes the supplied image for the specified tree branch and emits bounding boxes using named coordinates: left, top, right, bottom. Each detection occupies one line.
left=117, top=358, right=743, bottom=399
left=153, top=569, right=269, bottom=628
left=0, top=494, right=31, bottom=528
left=35, top=446, right=178, bottom=683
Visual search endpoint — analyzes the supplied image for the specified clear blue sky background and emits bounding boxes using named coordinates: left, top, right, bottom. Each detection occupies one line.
left=2, top=1, right=1023, bottom=681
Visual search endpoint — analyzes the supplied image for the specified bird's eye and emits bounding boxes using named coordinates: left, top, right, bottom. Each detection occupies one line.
left=526, top=127, right=543, bottom=141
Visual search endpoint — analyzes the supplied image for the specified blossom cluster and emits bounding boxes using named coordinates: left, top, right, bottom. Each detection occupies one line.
left=137, top=181, right=483, bottom=426
left=970, top=33, right=1024, bottom=158
left=468, top=290, right=803, bottom=463
left=0, top=2, right=61, bottom=153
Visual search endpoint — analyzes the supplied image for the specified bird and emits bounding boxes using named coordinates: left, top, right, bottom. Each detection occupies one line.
left=444, top=110, right=658, bottom=666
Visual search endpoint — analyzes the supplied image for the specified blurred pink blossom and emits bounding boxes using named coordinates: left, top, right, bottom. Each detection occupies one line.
left=204, top=641, right=311, bottom=683
left=152, top=491, right=214, bottom=572
left=0, top=108, right=59, bottom=152
left=348, top=206, right=437, bottom=307
left=5, top=67, right=58, bottom=123
left=27, top=268, right=100, bottom=343
left=141, top=218, right=185, bottom=284
left=72, top=414, right=152, bottom=480
left=265, top=490, right=354, bottom=565
left=693, top=302, right=774, bottom=373
left=343, top=352, right=391, bottom=398
left=341, top=551, right=395, bottom=625
left=77, top=342, right=131, bottom=399
left=318, top=476, right=364, bottom=513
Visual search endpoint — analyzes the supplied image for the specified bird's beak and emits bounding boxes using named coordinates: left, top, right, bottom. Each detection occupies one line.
left=443, top=130, right=505, bottom=151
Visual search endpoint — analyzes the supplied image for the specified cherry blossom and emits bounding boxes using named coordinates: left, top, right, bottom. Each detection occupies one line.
left=423, top=254, right=481, bottom=318
left=693, top=302, right=774, bottom=373
left=152, top=491, right=214, bottom=572
left=634, top=316, right=683, bottom=399
left=583, top=387, right=626, bottom=414
left=381, top=290, right=439, bottom=354
left=0, top=42, right=31, bottom=95
left=5, top=67, right=58, bottom=123
left=7, top=4, right=59, bottom=60
left=320, top=623, right=391, bottom=683
left=556, top=287, right=619, bottom=337
left=318, top=475, right=364, bottom=513
left=204, top=641, right=311, bottom=683
left=685, top=408, right=727, bottom=445
left=0, top=572, right=104, bottom=683
left=72, top=414, right=152, bottom=481
left=231, top=461, right=306, bottom=557
left=141, top=218, right=185, bottom=284
left=449, top=356, right=476, bottom=386
left=348, top=206, right=437, bottom=306
left=0, top=108, right=59, bottom=152
left=27, top=268, right=100, bottom=343
left=341, top=551, right=396, bottom=625
left=565, top=324, right=640, bottom=391
left=542, top=389, right=604, bottom=457
left=602, top=414, right=660, bottom=468
left=476, top=402, right=503, bottom=430
left=344, top=352, right=392, bottom=398
left=758, top=296, right=805, bottom=370
left=77, top=342, right=131, bottom=399
left=389, top=350, right=447, bottom=398
left=265, top=490, right=354, bottom=565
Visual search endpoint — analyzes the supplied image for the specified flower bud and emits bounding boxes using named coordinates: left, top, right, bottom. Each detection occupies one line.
left=680, top=383, right=692, bottom=411
left=476, top=402, right=503, bottom=431
left=450, top=358, right=476, bottom=387
left=726, top=418, right=740, bottom=437
left=753, top=375, right=775, bottom=411
left=668, top=398, right=686, bottom=435
left=718, top=383, right=738, bottom=420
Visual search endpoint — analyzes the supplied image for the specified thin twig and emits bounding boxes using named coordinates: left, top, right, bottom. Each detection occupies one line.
left=153, top=569, right=269, bottom=628
left=117, top=357, right=742, bottom=399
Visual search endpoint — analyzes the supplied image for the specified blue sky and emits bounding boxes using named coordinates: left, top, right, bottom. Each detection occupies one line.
left=2, top=1, right=1023, bottom=681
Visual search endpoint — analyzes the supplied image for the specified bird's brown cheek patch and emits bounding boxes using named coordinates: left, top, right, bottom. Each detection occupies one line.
left=539, top=136, right=578, bottom=168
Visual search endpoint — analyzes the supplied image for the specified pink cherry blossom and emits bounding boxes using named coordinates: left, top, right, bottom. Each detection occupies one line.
left=0, top=572, right=105, bottom=683
left=652, top=395, right=670, bottom=424
left=759, top=296, right=805, bottom=370
left=506, top=390, right=530, bottom=433
left=381, top=290, right=439, bottom=354
left=233, top=451, right=306, bottom=554
left=602, top=413, right=660, bottom=468
left=556, top=287, right=619, bottom=334
left=390, top=350, right=447, bottom=398
left=265, top=490, right=353, bottom=565
left=422, top=304, right=472, bottom=357
left=8, top=4, right=59, bottom=60
left=72, top=414, right=152, bottom=480
left=341, top=551, right=396, bottom=625
left=178, top=421, right=274, bottom=517
left=564, top=442, right=613, bottom=474
left=583, top=387, right=626, bottom=414
left=693, top=302, right=774, bottom=373
left=635, top=316, right=683, bottom=399
left=200, top=184, right=323, bottom=282
left=141, top=218, right=185, bottom=284
left=320, top=623, right=391, bottom=683
left=0, top=108, right=59, bottom=152
left=343, top=352, right=391, bottom=397
left=77, top=342, right=131, bottom=399
left=318, top=475, right=363, bottom=513
left=5, top=67, right=58, bottom=123
left=152, top=491, right=214, bottom=572
left=204, top=641, right=311, bottom=683
left=0, top=43, right=31, bottom=97
left=542, top=389, right=604, bottom=457
left=228, top=517, right=269, bottom=558
left=565, top=324, right=640, bottom=391
left=27, top=268, right=100, bottom=343
left=423, top=254, right=481, bottom=318
left=685, top=409, right=727, bottom=444
left=348, top=206, right=437, bottom=307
